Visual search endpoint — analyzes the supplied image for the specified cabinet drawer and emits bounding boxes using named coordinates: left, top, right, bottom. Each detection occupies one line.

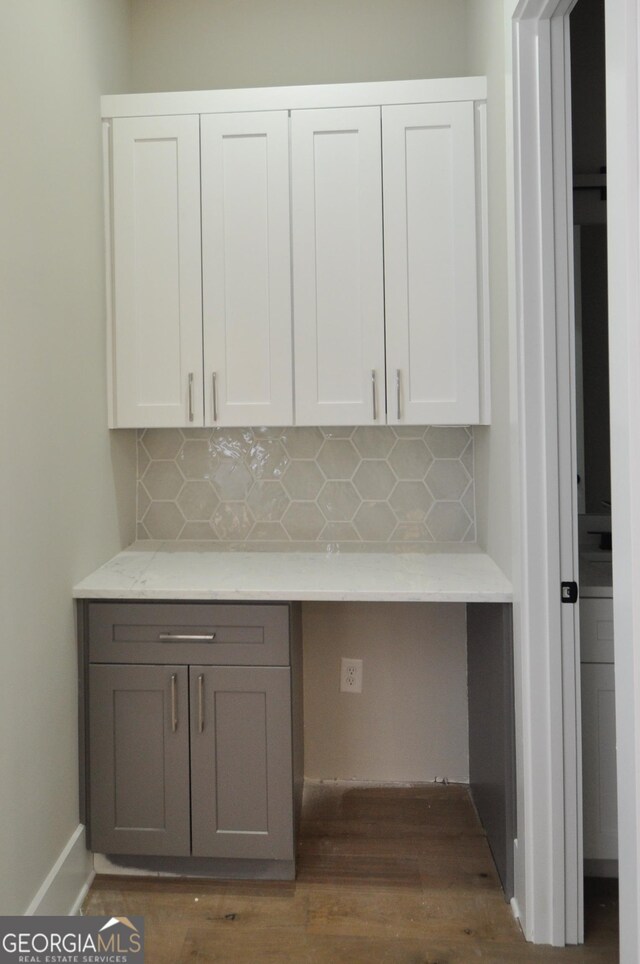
left=580, top=598, right=614, bottom=663
left=88, top=602, right=290, bottom=666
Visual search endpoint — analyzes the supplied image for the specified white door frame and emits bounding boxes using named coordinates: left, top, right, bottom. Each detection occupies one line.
left=510, top=0, right=581, bottom=945
left=510, top=0, right=640, bottom=957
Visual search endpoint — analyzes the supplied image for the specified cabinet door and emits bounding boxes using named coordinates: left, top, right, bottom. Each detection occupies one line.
left=201, top=112, right=292, bottom=426
left=190, top=666, right=294, bottom=859
left=291, top=107, right=385, bottom=425
left=110, top=115, right=203, bottom=428
left=383, top=102, right=480, bottom=424
left=582, top=663, right=618, bottom=861
left=89, top=664, right=190, bottom=855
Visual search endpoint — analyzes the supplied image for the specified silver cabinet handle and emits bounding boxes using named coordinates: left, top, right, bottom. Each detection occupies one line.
left=198, top=674, right=204, bottom=733
left=212, top=371, right=218, bottom=422
left=396, top=369, right=402, bottom=421
left=170, top=673, right=178, bottom=732
left=188, top=372, right=194, bottom=423
left=158, top=633, right=217, bottom=642
left=371, top=370, right=377, bottom=421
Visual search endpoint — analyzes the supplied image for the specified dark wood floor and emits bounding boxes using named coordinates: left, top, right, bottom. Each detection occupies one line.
left=83, top=783, right=618, bottom=962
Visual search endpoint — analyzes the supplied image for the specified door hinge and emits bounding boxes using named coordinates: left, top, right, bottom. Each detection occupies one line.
left=561, top=581, right=579, bottom=604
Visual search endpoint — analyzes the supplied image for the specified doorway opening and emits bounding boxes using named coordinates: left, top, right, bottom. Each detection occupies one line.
left=569, top=0, right=618, bottom=942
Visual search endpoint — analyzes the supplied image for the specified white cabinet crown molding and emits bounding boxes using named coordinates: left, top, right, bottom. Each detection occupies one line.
left=101, top=77, right=487, bottom=120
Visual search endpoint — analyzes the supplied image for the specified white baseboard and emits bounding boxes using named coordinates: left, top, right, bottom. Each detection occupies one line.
left=510, top=896, right=522, bottom=921
left=25, top=825, right=94, bottom=917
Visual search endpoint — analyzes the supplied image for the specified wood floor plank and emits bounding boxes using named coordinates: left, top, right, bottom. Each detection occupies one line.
left=82, top=783, right=618, bottom=961
left=296, top=852, right=422, bottom=888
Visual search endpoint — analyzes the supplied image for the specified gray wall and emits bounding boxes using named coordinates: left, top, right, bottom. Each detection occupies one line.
left=130, top=0, right=470, bottom=91
left=0, top=0, right=135, bottom=914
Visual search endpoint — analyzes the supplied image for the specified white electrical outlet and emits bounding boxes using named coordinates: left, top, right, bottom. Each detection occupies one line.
left=340, top=657, right=363, bottom=693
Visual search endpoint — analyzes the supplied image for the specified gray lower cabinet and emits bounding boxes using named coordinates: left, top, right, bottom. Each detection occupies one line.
left=82, top=601, right=302, bottom=874
left=89, top=664, right=191, bottom=856
left=190, top=666, right=293, bottom=859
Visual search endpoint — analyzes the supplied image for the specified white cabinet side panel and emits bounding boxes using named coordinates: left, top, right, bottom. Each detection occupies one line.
left=201, top=111, right=292, bottom=426
left=383, top=102, right=479, bottom=424
left=292, top=107, right=385, bottom=425
left=111, top=115, right=203, bottom=427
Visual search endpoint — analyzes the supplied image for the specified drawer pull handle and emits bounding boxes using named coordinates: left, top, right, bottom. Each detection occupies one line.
left=171, top=674, right=178, bottom=732
left=158, top=633, right=217, bottom=642
left=371, top=370, right=377, bottom=421
left=198, top=674, right=204, bottom=733
left=396, top=369, right=402, bottom=421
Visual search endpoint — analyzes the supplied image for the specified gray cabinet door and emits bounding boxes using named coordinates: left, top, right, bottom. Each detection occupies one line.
left=89, top=664, right=190, bottom=856
left=190, top=666, right=294, bottom=860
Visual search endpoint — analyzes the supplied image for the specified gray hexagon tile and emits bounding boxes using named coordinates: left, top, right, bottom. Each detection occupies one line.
left=425, top=426, right=471, bottom=459
left=282, top=502, right=325, bottom=540
left=353, top=461, right=395, bottom=500
left=177, top=481, right=219, bottom=522
left=392, top=522, right=431, bottom=542
left=320, top=522, right=359, bottom=541
left=247, top=481, right=289, bottom=522
left=281, top=427, right=323, bottom=459
left=320, top=426, right=355, bottom=439
left=282, top=461, right=325, bottom=500
left=389, top=481, right=433, bottom=522
left=142, top=461, right=184, bottom=501
left=137, top=441, right=150, bottom=476
left=426, top=502, right=473, bottom=542
left=317, top=439, right=359, bottom=479
left=211, top=428, right=253, bottom=461
left=137, top=425, right=476, bottom=546
left=249, top=438, right=289, bottom=480
left=212, top=460, right=254, bottom=500
left=317, top=481, right=360, bottom=522
left=141, top=428, right=183, bottom=460
left=137, top=482, right=151, bottom=520
left=425, top=460, right=470, bottom=501
left=249, top=522, right=289, bottom=542
left=212, top=502, right=254, bottom=540
left=389, top=438, right=433, bottom=480
left=179, top=521, right=217, bottom=540
left=352, top=426, right=395, bottom=459
left=178, top=440, right=216, bottom=480
left=143, top=502, right=185, bottom=539
left=353, top=502, right=397, bottom=541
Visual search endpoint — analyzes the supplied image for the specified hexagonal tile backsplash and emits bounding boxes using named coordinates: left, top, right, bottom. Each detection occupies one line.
left=137, top=426, right=476, bottom=547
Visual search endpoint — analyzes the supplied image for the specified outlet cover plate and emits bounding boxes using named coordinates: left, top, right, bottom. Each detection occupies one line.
left=340, top=657, right=363, bottom=693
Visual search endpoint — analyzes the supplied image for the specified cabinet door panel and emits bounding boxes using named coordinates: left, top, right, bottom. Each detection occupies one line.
left=383, top=102, right=479, bottom=424
left=292, top=107, right=385, bottom=425
left=110, top=115, right=203, bottom=427
left=582, top=663, right=618, bottom=860
left=190, top=666, right=293, bottom=859
left=201, top=112, right=292, bottom=425
left=89, top=664, right=190, bottom=855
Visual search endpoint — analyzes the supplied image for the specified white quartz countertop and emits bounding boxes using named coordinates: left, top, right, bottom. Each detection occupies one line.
left=72, top=542, right=512, bottom=603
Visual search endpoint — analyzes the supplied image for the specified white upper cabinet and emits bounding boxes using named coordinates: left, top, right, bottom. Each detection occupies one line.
left=103, top=79, right=489, bottom=428
left=382, top=102, right=481, bottom=424
left=108, top=115, right=203, bottom=428
left=201, top=112, right=293, bottom=426
left=291, top=107, right=385, bottom=425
